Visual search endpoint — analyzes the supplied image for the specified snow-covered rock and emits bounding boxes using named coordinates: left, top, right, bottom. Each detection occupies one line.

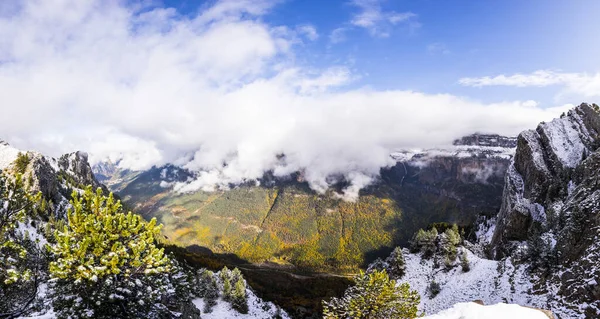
left=493, top=104, right=600, bottom=251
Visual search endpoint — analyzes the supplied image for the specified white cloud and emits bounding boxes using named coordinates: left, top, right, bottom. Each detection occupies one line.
left=329, top=27, right=349, bottom=44
left=427, top=42, right=450, bottom=55
left=0, top=0, right=574, bottom=200
left=197, top=0, right=280, bottom=23
left=388, top=12, right=416, bottom=24
left=294, top=67, right=354, bottom=93
left=296, top=24, right=319, bottom=41
left=459, top=70, right=573, bottom=87
left=459, top=70, right=600, bottom=99
left=349, top=0, right=418, bottom=37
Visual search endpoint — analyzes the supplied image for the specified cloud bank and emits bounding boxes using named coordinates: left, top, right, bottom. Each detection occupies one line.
left=459, top=70, right=600, bottom=99
left=0, top=0, right=574, bottom=199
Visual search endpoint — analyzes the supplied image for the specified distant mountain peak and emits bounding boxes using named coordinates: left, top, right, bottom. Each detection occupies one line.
left=453, top=133, right=517, bottom=148
left=390, top=133, right=517, bottom=163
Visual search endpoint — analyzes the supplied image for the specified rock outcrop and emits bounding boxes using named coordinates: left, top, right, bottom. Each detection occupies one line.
left=490, top=103, right=600, bottom=317
left=58, top=151, right=106, bottom=191
left=0, top=144, right=108, bottom=215
left=491, top=103, right=600, bottom=249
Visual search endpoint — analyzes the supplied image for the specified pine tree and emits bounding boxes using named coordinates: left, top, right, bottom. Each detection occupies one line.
left=0, top=173, right=43, bottom=318
left=161, top=259, right=196, bottom=313
left=428, top=280, right=441, bottom=298
left=388, top=247, right=406, bottom=279
left=460, top=252, right=470, bottom=272
left=412, top=227, right=438, bottom=257
left=322, top=270, right=420, bottom=319
left=13, top=152, right=31, bottom=175
left=438, top=225, right=460, bottom=261
left=0, top=173, right=40, bottom=284
left=226, top=267, right=248, bottom=314
left=49, top=187, right=175, bottom=319
left=231, top=267, right=243, bottom=282
left=446, top=224, right=461, bottom=246
left=221, top=266, right=233, bottom=302
left=231, top=275, right=248, bottom=314
left=527, top=232, right=557, bottom=272
left=202, top=270, right=219, bottom=313
left=195, top=269, right=209, bottom=298
left=411, top=229, right=427, bottom=252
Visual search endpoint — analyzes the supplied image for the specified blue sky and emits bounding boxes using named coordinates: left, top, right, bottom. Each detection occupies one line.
left=161, top=0, right=600, bottom=105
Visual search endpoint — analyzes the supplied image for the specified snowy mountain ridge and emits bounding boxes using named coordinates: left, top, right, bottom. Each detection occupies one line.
left=371, top=104, right=600, bottom=319
left=390, top=133, right=517, bottom=163
left=489, top=103, right=600, bottom=317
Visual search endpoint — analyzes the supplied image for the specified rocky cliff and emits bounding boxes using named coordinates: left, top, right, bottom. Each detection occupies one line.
left=490, top=103, right=600, bottom=317
left=385, top=133, right=516, bottom=225
left=0, top=143, right=107, bottom=214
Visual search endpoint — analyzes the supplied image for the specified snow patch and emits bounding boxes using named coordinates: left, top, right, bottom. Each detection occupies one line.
left=423, top=302, right=551, bottom=319
left=530, top=203, right=546, bottom=223
left=400, top=250, right=547, bottom=315
left=519, top=130, right=550, bottom=174
left=539, top=115, right=586, bottom=168
left=0, top=142, right=21, bottom=170
left=568, top=180, right=576, bottom=196
left=475, top=218, right=496, bottom=246
left=16, top=221, right=48, bottom=247
left=192, top=287, right=289, bottom=319
left=159, top=180, right=173, bottom=188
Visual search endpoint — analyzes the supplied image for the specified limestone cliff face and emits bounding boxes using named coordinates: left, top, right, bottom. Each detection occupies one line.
left=490, top=103, right=600, bottom=317
left=491, top=104, right=600, bottom=250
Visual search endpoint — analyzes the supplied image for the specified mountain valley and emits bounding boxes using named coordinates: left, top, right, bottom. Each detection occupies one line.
left=2, top=104, right=599, bottom=318
left=94, top=133, right=516, bottom=274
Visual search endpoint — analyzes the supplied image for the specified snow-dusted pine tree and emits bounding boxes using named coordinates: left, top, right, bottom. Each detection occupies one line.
left=49, top=187, right=177, bottom=319
left=388, top=247, right=407, bottom=279
left=200, top=270, right=219, bottom=313
left=221, top=266, right=233, bottom=302
left=322, top=269, right=420, bottom=319
left=0, top=173, right=43, bottom=318
left=230, top=268, right=248, bottom=314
